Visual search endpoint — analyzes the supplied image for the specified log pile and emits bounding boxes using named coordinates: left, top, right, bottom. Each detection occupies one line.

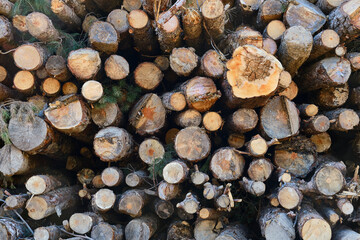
left=1, top=0, right=360, bottom=239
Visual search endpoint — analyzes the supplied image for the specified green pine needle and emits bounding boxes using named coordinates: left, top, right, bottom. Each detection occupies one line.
left=148, top=144, right=176, bottom=179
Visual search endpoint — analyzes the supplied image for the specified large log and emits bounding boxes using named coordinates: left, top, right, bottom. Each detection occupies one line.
left=67, top=48, right=101, bottom=81
left=222, top=45, right=283, bottom=108
left=259, top=207, right=295, bottom=240
left=210, top=147, right=245, bottom=181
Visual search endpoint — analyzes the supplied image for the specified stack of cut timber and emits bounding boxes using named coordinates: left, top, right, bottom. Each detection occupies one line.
left=1, top=0, right=360, bottom=239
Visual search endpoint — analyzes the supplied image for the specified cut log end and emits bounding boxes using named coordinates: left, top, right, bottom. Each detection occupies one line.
left=81, top=80, right=103, bottom=102
left=202, top=112, right=223, bottom=132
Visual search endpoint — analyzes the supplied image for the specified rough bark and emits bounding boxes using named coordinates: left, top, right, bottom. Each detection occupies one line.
left=167, top=221, right=193, bottom=240
left=0, top=218, right=30, bottom=240
left=240, top=177, right=266, bottom=196
left=324, top=108, right=360, bottom=131
left=0, top=144, right=36, bottom=176
left=26, top=12, right=60, bottom=42
left=157, top=14, right=182, bottom=53
left=153, top=198, right=174, bottom=219
left=161, top=92, right=186, bottom=111
left=107, top=9, right=131, bottom=50
left=89, top=21, right=119, bottom=54
left=201, top=0, right=225, bottom=42
left=182, top=8, right=203, bottom=50
left=259, top=207, right=295, bottom=240
left=25, top=174, right=66, bottom=195
left=301, top=115, right=330, bottom=135
left=298, top=104, right=319, bottom=118
left=91, top=222, right=123, bottom=240
left=308, top=29, right=340, bottom=61
left=203, top=182, right=223, bottom=200
left=125, top=214, right=159, bottom=240
left=311, top=84, right=349, bottom=109
left=51, top=0, right=81, bottom=30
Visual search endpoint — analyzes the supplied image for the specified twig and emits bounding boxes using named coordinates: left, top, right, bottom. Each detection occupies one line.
left=0, top=199, right=33, bottom=235
left=157, top=0, right=186, bottom=26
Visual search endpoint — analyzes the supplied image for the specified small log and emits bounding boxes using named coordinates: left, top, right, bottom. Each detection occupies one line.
left=165, top=128, right=179, bottom=144
left=297, top=204, right=332, bottom=240
left=12, top=15, right=27, bottom=32
left=277, top=26, right=313, bottom=76
left=91, top=103, right=123, bottom=128
left=161, top=92, right=186, bottom=111
left=45, top=55, right=71, bottom=82
left=89, top=21, right=119, bottom=54
left=174, top=109, right=202, bottom=127
left=13, top=44, right=48, bottom=71
left=66, top=0, right=87, bottom=18
left=34, top=226, right=63, bottom=240
left=210, top=147, right=245, bottom=181
left=259, top=207, right=295, bottom=240
left=153, top=198, right=174, bottom=219
left=167, top=221, right=193, bottom=239
left=125, top=214, right=158, bottom=240
left=247, top=158, right=273, bottom=182
left=256, top=0, right=285, bottom=27
left=203, top=182, right=223, bottom=200
left=107, top=9, right=131, bottom=50
left=25, top=175, right=65, bottom=195
left=117, top=189, right=149, bottom=217
left=62, top=82, right=78, bottom=95
left=176, top=192, right=200, bottom=214
left=154, top=56, right=170, bottom=71
left=180, top=76, right=221, bottom=112
left=134, top=62, right=163, bottom=91
left=128, top=10, right=158, bottom=54
left=194, top=220, right=219, bottom=240
left=298, top=104, right=319, bottom=118
left=139, top=137, right=165, bottom=166
left=276, top=169, right=292, bottom=183
left=92, top=175, right=105, bottom=188
left=92, top=188, right=116, bottom=213
left=69, top=212, right=103, bottom=234
left=215, top=185, right=233, bottom=211
left=277, top=183, right=303, bottom=210
left=91, top=222, right=123, bottom=240
left=201, top=0, right=225, bottom=42
left=240, top=177, right=266, bottom=196
left=324, top=108, right=360, bottom=131
left=0, top=0, right=12, bottom=18
left=101, top=167, right=124, bottom=187
left=26, top=186, right=80, bottom=220
left=218, top=26, right=263, bottom=58
left=227, top=133, right=245, bottom=149
left=297, top=57, right=351, bottom=92
left=13, top=70, right=36, bottom=95
left=327, top=0, right=360, bottom=43
left=26, top=12, right=59, bottom=42
left=169, top=47, right=198, bottom=76
left=82, top=15, right=98, bottom=33
left=174, top=126, right=211, bottom=162
left=0, top=65, right=10, bottom=86
left=104, top=55, right=130, bottom=81
left=77, top=168, right=95, bottom=185
left=284, top=0, right=326, bottom=34
left=0, top=15, right=12, bottom=47
left=0, top=144, right=35, bottom=176
left=45, top=94, right=94, bottom=143
left=245, top=134, right=272, bottom=157
left=301, top=115, right=330, bottom=135
left=191, top=165, right=210, bottom=186
left=311, top=84, right=349, bottom=109
left=126, top=171, right=147, bottom=188
left=67, top=48, right=101, bottom=81
left=317, top=206, right=340, bottom=226
left=4, top=194, right=28, bottom=210
left=317, top=0, right=342, bottom=13
left=41, top=78, right=61, bottom=97
left=163, top=160, right=189, bottom=184
left=226, top=108, right=258, bottom=133
left=262, top=37, right=277, bottom=55
left=309, top=29, right=340, bottom=61
left=177, top=207, right=194, bottom=221
left=0, top=219, right=30, bottom=240
left=51, top=0, right=81, bottom=30
left=157, top=13, right=182, bottom=53
left=301, top=161, right=346, bottom=196
left=335, top=45, right=347, bottom=57
left=337, top=198, right=354, bottom=215
left=129, top=93, right=166, bottom=135
left=278, top=81, right=298, bottom=100
left=202, top=112, right=223, bottom=132
left=199, top=50, right=224, bottom=79
left=346, top=52, right=360, bottom=70
left=157, top=181, right=180, bottom=200
left=274, top=135, right=317, bottom=177
left=223, top=45, right=283, bottom=108
left=81, top=80, right=103, bottom=102
left=333, top=226, right=360, bottom=240
left=94, top=127, right=134, bottom=162
left=263, top=20, right=286, bottom=41
left=182, top=8, right=203, bottom=50
left=36, top=67, right=49, bottom=82
left=277, top=71, right=292, bottom=91
left=123, top=0, right=141, bottom=11
left=238, top=0, right=262, bottom=17
left=260, top=96, right=300, bottom=140
left=199, top=208, right=223, bottom=220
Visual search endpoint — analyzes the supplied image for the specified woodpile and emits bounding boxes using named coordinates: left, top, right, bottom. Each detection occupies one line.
left=1, top=0, right=360, bottom=239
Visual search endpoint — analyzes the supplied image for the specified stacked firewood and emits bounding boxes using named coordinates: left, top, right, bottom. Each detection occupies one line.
left=1, top=0, right=360, bottom=239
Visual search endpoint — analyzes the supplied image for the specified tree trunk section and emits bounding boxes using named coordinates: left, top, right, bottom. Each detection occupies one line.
left=210, top=147, right=245, bottom=181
